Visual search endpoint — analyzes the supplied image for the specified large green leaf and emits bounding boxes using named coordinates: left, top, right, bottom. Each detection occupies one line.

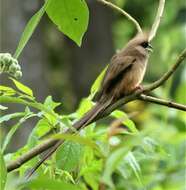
left=23, top=177, right=81, bottom=190
left=56, top=141, right=83, bottom=172
left=0, top=151, right=7, bottom=190
left=46, top=0, right=89, bottom=46
left=102, top=146, right=129, bottom=187
left=14, top=1, right=48, bottom=59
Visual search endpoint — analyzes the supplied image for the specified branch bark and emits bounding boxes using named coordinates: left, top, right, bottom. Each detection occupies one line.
left=6, top=48, right=186, bottom=172
left=149, top=0, right=166, bottom=41
left=138, top=94, right=186, bottom=111
left=97, top=0, right=142, bottom=33
left=96, top=0, right=166, bottom=41
left=7, top=139, right=58, bottom=172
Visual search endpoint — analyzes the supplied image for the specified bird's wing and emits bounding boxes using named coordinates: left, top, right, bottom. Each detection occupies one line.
left=101, top=55, right=136, bottom=93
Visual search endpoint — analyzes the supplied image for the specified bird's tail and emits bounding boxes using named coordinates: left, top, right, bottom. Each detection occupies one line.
left=27, top=98, right=113, bottom=178
left=73, top=98, right=113, bottom=130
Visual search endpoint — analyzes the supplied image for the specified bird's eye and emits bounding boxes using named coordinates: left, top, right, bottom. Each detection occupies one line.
left=140, top=42, right=149, bottom=48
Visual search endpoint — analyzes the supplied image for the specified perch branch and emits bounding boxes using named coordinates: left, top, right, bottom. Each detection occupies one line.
left=149, top=0, right=165, bottom=41
left=97, top=0, right=142, bottom=33
left=6, top=139, right=58, bottom=172
left=138, top=94, right=186, bottom=111
left=6, top=48, right=186, bottom=172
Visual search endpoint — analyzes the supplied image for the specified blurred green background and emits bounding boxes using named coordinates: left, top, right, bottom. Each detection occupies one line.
left=0, top=0, right=186, bottom=189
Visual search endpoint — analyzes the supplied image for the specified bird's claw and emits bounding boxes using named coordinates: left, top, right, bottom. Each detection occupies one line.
left=134, top=85, right=144, bottom=92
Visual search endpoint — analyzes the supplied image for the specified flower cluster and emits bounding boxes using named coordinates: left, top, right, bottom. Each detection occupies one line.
left=0, top=53, right=22, bottom=78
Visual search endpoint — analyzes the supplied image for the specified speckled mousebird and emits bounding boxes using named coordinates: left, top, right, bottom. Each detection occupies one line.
left=28, top=32, right=153, bottom=177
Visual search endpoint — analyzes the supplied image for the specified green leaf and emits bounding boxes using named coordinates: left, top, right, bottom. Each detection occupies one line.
left=0, top=96, right=58, bottom=120
left=43, top=96, right=61, bottom=125
left=56, top=141, right=83, bottom=171
left=44, top=96, right=61, bottom=110
left=0, top=112, right=25, bottom=124
left=90, top=66, right=107, bottom=95
left=46, top=0, right=89, bottom=46
left=77, top=98, right=93, bottom=117
left=111, top=110, right=138, bottom=133
left=125, top=151, right=142, bottom=185
left=27, top=119, right=51, bottom=148
left=23, top=178, right=81, bottom=190
left=0, top=151, right=7, bottom=190
left=2, top=123, right=21, bottom=153
left=102, top=146, right=129, bottom=187
left=0, top=85, right=16, bottom=96
left=14, top=1, right=48, bottom=59
left=10, top=78, right=33, bottom=97
left=83, top=172, right=99, bottom=190
left=2, top=112, right=35, bottom=152
left=53, top=133, right=100, bottom=151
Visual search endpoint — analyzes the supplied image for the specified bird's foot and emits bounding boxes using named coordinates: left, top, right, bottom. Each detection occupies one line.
left=134, top=85, right=144, bottom=92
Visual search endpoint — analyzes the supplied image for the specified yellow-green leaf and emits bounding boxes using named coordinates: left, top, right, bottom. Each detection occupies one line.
left=90, top=66, right=108, bottom=95
left=14, top=1, right=48, bottom=59
left=10, top=78, right=33, bottom=97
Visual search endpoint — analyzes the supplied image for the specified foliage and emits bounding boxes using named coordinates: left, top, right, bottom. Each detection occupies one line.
left=0, top=0, right=186, bottom=190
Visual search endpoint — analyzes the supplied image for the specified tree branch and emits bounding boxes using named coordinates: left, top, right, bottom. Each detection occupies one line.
left=7, top=139, right=58, bottom=172
left=97, top=0, right=142, bottom=33
left=144, top=48, right=186, bottom=92
left=149, top=0, right=165, bottom=41
left=6, top=48, right=186, bottom=172
left=138, top=94, right=186, bottom=111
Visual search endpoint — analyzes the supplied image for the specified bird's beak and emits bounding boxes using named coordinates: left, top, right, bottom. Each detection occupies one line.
left=147, top=44, right=153, bottom=52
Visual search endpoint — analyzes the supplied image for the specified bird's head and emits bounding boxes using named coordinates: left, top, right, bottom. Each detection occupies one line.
left=126, top=32, right=153, bottom=55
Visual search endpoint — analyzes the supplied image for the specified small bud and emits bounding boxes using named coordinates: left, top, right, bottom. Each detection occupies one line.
left=9, top=63, right=17, bottom=73
left=13, top=59, right=18, bottom=65
left=0, top=53, right=22, bottom=78
left=15, top=63, right=21, bottom=71
left=3, top=54, right=12, bottom=65
left=14, top=71, right=22, bottom=79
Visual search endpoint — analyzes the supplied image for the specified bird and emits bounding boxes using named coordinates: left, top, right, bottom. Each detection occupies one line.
left=27, top=32, right=153, bottom=177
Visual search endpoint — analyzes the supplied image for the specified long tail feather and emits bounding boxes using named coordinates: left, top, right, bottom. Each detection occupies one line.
left=27, top=98, right=113, bottom=178
left=73, top=99, right=112, bottom=130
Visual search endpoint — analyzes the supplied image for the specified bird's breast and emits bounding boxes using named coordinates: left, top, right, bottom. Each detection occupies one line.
left=120, top=58, right=147, bottom=94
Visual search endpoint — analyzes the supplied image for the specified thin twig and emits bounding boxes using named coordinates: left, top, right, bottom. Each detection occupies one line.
left=6, top=48, right=186, bottom=172
left=144, top=48, right=186, bottom=92
left=138, top=94, right=186, bottom=111
left=97, top=0, right=142, bottom=33
left=149, top=0, right=165, bottom=41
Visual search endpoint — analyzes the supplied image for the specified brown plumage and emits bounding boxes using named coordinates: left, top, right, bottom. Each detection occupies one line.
left=27, top=32, right=152, bottom=177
